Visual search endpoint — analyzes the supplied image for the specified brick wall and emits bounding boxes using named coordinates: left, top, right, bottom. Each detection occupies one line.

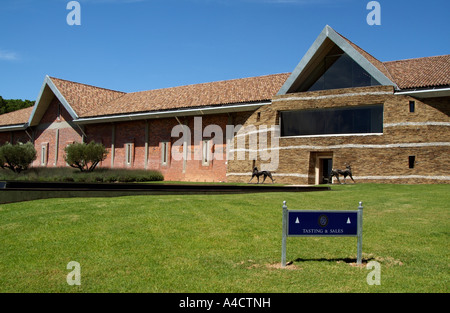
left=85, top=114, right=230, bottom=182
left=32, top=97, right=82, bottom=167
left=227, top=86, right=450, bottom=184
left=3, top=85, right=448, bottom=185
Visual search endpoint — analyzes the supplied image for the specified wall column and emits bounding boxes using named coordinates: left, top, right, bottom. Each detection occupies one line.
left=111, top=123, right=115, bottom=168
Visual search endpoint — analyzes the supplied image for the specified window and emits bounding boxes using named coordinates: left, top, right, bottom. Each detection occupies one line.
left=409, top=101, right=415, bottom=113
left=306, top=47, right=380, bottom=92
left=125, top=143, right=133, bottom=166
left=41, top=143, right=48, bottom=166
left=256, top=112, right=261, bottom=122
left=409, top=156, right=415, bottom=169
left=280, top=104, right=383, bottom=137
left=161, top=141, right=169, bottom=166
left=57, top=103, right=61, bottom=121
left=202, top=139, right=211, bottom=166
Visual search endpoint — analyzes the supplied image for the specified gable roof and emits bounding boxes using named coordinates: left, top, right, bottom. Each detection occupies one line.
left=1, top=73, right=289, bottom=129
left=78, top=73, right=290, bottom=118
left=1, top=25, right=448, bottom=130
left=277, top=25, right=398, bottom=95
left=50, top=77, right=127, bottom=117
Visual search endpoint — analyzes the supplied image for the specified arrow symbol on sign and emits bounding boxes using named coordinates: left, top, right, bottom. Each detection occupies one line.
left=295, top=217, right=300, bottom=224
left=347, top=217, right=351, bottom=224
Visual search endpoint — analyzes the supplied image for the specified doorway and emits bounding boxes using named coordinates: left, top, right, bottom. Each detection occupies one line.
left=314, top=154, right=333, bottom=185
left=321, top=158, right=333, bottom=184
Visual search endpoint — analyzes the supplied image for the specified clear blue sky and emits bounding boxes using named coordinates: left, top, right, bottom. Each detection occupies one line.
left=0, top=0, right=449, bottom=100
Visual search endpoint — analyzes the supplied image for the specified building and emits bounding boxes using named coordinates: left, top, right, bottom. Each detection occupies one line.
left=1, top=26, right=449, bottom=184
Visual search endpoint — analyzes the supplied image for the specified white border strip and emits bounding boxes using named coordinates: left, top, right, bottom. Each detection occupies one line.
left=227, top=172, right=309, bottom=178
left=227, top=173, right=450, bottom=181
left=384, top=122, right=450, bottom=128
left=355, top=175, right=450, bottom=181
left=229, top=142, right=450, bottom=153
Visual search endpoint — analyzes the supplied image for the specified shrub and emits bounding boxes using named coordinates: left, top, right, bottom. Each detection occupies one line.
left=0, top=142, right=37, bottom=173
left=64, top=141, right=108, bottom=172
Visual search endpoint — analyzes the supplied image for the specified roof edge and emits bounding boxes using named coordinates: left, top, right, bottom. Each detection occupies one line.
left=27, top=76, right=79, bottom=127
left=74, top=101, right=271, bottom=125
left=277, top=25, right=398, bottom=95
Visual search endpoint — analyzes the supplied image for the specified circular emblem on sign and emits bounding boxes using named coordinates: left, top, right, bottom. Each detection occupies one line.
left=318, top=214, right=329, bottom=228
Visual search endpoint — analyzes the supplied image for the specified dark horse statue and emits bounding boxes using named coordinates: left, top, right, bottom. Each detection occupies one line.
left=248, top=167, right=274, bottom=184
left=329, top=164, right=355, bottom=184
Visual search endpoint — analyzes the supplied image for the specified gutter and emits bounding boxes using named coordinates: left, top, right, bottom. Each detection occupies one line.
left=394, top=87, right=450, bottom=98
left=73, top=101, right=270, bottom=125
left=0, top=123, right=29, bottom=132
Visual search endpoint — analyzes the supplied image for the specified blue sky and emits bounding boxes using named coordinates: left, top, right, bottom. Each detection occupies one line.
left=0, top=0, right=449, bottom=100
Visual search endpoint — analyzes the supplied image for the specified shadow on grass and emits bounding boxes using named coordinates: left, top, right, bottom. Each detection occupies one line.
left=293, top=256, right=376, bottom=264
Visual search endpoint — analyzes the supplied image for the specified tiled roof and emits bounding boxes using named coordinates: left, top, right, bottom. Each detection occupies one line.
left=384, top=55, right=450, bottom=89
left=50, top=77, right=127, bottom=117
left=58, top=73, right=290, bottom=118
left=334, top=30, right=449, bottom=90
left=0, top=106, right=34, bottom=127
left=335, top=30, right=396, bottom=84
left=0, top=51, right=448, bottom=128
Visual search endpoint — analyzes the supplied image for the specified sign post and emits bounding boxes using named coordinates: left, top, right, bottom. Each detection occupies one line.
left=281, top=201, right=363, bottom=267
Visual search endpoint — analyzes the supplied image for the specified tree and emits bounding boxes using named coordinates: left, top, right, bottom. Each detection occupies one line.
left=0, top=96, right=35, bottom=115
left=0, top=142, right=37, bottom=173
left=64, top=141, right=108, bottom=172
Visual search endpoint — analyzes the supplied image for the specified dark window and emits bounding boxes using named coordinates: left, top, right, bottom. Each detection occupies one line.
left=256, top=112, right=261, bottom=122
left=280, top=105, right=383, bottom=137
left=409, top=156, right=415, bottom=169
left=409, top=101, right=415, bottom=113
left=307, top=51, right=380, bottom=92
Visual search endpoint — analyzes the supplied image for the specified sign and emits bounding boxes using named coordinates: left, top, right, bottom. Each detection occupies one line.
left=281, top=201, right=363, bottom=267
left=288, top=211, right=358, bottom=236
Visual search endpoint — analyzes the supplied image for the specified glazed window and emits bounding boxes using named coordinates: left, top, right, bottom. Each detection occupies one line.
left=125, top=143, right=133, bottom=165
left=307, top=50, right=381, bottom=92
left=280, top=104, right=383, bottom=137
left=161, top=142, right=169, bottom=166
left=41, top=144, right=48, bottom=166
left=409, top=101, right=415, bottom=113
left=202, top=139, right=211, bottom=166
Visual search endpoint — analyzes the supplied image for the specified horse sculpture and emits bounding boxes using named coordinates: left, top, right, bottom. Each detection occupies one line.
left=248, top=167, right=274, bottom=184
left=329, top=164, right=355, bottom=184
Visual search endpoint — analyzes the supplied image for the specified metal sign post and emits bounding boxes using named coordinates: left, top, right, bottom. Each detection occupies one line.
left=281, top=201, right=363, bottom=267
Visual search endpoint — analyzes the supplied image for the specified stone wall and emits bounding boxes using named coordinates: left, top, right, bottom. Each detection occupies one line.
left=227, top=86, right=450, bottom=184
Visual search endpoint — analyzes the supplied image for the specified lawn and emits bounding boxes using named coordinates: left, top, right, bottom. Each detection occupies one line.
left=0, top=184, right=448, bottom=293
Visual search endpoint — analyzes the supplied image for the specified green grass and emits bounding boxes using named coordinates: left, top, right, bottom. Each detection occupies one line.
left=0, top=184, right=448, bottom=292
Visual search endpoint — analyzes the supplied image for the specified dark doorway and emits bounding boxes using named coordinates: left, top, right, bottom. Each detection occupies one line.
left=321, top=158, right=333, bottom=184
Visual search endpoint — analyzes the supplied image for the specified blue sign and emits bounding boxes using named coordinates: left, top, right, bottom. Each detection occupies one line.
left=288, top=211, right=358, bottom=237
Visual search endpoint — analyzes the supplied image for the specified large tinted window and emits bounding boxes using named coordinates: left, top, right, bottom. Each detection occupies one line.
left=308, top=53, right=380, bottom=92
left=280, top=105, right=383, bottom=137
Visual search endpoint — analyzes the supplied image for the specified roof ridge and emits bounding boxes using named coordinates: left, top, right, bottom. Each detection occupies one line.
left=383, top=54, right=450, bottom=64
left=129, top=72, right=291, bottom=95
left=332, top=29, right=396, bottom=85
left=49, top=76, right=126, bottom=94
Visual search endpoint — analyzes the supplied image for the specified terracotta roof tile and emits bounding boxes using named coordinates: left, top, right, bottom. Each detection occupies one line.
left=50, top=77, right=126, bottom=117
left=76, top=73, right=290, bottom=118
left=334, top=30, right=397, bottom=84
left=334, top=31, right=450, bottom=89
left=384, top=55, right=450, bottom=89
left=0, top=106, right=33, bottom=127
